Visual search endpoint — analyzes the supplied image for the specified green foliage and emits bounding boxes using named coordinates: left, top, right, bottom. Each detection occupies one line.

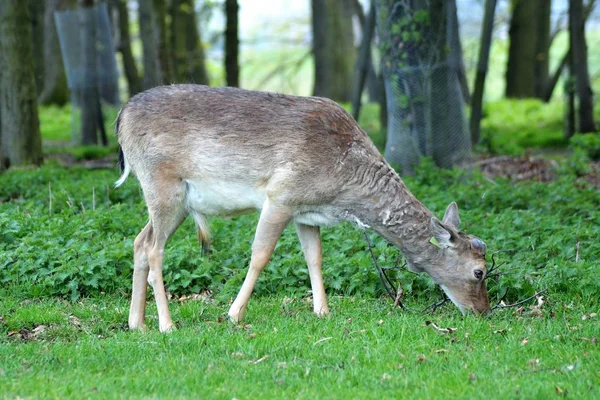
left=570, top=133, right=600, bottom=161
left=1, top=157, right=598, bottom=303
left=479, top=99, right=566, bottom=155
left=39, top=104, right=120, bottom=143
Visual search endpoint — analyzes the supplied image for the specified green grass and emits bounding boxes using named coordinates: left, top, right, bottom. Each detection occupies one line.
left=1, top=291, right=598, bottom=399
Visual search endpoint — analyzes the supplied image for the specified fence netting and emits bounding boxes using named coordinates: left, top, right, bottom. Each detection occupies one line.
left=377, top=0, right=471, bottom=173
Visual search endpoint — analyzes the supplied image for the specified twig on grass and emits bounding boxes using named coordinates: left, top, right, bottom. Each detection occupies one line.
left=362, top=230, right=408, bottom=310
left=491, top=289, right=548, bottom=312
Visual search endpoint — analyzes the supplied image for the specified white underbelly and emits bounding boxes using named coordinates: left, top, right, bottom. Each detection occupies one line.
left=184, top=179, right=265, bottom=216
left=294, top=211, right=341, bottom=227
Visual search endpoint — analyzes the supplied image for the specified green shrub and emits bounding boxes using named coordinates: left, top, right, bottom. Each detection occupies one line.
left=479, top=99, right=565, bottom=155
left=569, top=133, right=600, bottom=161
left=1, top=160, right=599, bottom=303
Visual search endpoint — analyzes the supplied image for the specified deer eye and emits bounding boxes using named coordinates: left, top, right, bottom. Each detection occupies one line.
left=474, top=269, right=484, bottom=280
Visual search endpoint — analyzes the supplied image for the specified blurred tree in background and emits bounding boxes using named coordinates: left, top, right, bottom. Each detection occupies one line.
left=0, top=0, right=43, bottom=168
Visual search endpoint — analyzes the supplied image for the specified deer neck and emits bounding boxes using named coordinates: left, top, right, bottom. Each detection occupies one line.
left=345, top=162, right=443, bottom=272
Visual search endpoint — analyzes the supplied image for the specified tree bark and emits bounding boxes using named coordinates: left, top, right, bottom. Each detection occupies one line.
left=139, top=0, right=161, bottom=88
left=505, top=0, right=539, bottom=98
left=0, top=0, right=43, bottom=167
left=569, top=0, right=596, bottom=133
left=544, top=0, right=595, bottom=102
left=312, top=0, right=355, bottom=102
left=38, top=0, right=71, bottom=105
left=225, top=0, right=239, bottom=87
left=79, top=0, right=99, bottom=145
left=170, top=0, right=210, bottom=85
left=29, top=0, right=45, bottom=96
left=533, top=0, right=551, bottom=99
left=113, top=0, right=141, bottom=96
left=153, top=0, right=172, bottom=83
left=351, top=1, right=375, bottom=121
left=470, top=0, right=497, bottom=146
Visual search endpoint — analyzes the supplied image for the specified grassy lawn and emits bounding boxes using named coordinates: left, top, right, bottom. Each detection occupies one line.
left=1, top=291, right=598, bottom=399
left=2, top=98, right=598, bottom=398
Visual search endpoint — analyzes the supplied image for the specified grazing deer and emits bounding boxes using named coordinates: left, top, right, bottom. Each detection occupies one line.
left=115, top=85, right=490, bottom=332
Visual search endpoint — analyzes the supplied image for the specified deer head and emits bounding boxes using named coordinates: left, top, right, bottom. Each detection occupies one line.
left=427, top=203, right=490, bottom=315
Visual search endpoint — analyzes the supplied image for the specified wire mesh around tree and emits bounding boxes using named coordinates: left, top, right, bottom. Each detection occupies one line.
left=377, top=0, right=471, bottom=173
left=55, top=3, right=119, bottom=143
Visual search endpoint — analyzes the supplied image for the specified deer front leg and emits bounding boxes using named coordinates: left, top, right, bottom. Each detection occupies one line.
left=295, top=223, right=329, bottom=316
left=228, top=199, right=291, bottom=323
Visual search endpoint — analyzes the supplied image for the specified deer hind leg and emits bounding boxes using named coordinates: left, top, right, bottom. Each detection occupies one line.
left=228, top=199, right=292, bottom=323
left=295, top=222, right=329, bottom=316
left=140, top=182, right=188, bottom=332
left=129, top=223, right=152, bottom=330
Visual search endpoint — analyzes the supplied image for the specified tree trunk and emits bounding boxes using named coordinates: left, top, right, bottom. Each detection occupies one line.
left=505, top=0, right=539, bottom=98
left=113, top=0, right=141, bottom=96
left=139, top=0, right=161, bottom=88
left=0, top=0, right=43, bottom=167
left=225, top=0, right=239, bottom=87
left=170, top=0, right=210, bottom=85
left=29, top=0, right=45, bottom=96
left=533, top=0, right=551, bottom=99
left=470, top=0, right=497, bottom=146
left=153, top=0, right=172, bottom=84
left=351, top=1, right=375, bottom=121
left=79, top=0, right=99, bottom=145
left=570, top=0, right=596, bottom=133
left=38, top=0, right=70, bottom=105
left=544, top=0, right=595, bottom=102
left=312, top=0, right=355, bottom=102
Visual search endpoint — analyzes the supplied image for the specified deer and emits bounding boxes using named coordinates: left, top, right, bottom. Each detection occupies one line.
left=115, top=84, right=490, bottom=332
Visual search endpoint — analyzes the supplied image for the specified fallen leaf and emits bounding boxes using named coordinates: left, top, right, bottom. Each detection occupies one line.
left=469, top=372, right=477, bottom=382
left=380, top=373, right=392, bottom=382
left=248, top=333, right=257, bottom=339
left=434, top=349, right=449, bottom=354
left=230, top=352, right=245, bottom=359
left=527, top=359, right=540, bottom=367
left=493, top=329, right=506, bottom=335
left=378, top=319, right=384, bottom=326
left=32, top=325, right=46, bottom=336
left=555, top=386, right=567, bottom=396
left=521, top=338, right=529, bottom=346
left=580, top=337, right=597, bottom=344
left=581, top=312, right=597, bottom=321
left=69, top=315, right=81, bottom=327
left=417, top=354, right=427, bottom=364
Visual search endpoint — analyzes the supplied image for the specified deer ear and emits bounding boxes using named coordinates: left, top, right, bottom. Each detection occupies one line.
left=430, top=218, right=454, bottom=249
left=442, top=202, right=461, bottom=230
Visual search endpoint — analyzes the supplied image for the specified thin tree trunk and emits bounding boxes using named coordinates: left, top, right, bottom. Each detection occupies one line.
left=170, top=0, right=210, bottom=85
left=0, top=0, right=43, bottom=167
left=569, top=0, right=596, bottom=132
left=153, top=0, right=172, bottom=83
left=351, top=1, right=375, bottom=121
left=544, top=0, right=595, bottom=102
left=225, top=0, right=239, bottom=87
left=38, top=0, right=70, bottom=105
left=505, top=0, right=538, bottom=98
left=451, top=0, right=470, bottom=104
left=312, top=0, right=355, bottom=102
left=470, top=0, right=497, bottom=146
left=139, top=0, right=161, bottom=88
left=113, top=0, right=141, bottom=96
left=79, top=0, right=99, bottom=145
left=534, top=0, right=551, bottom=99
left=29, top=0, right=45, bottom=96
